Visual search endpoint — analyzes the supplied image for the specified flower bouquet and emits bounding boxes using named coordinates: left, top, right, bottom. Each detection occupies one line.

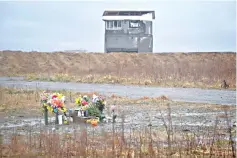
left=75, top=95, right=90, bottom=117
left=74, top=94, right=106, bottom=121
left=40, top=91, right=68, bottom=124
left=41, top=92, right=67, bottom=114
left=92, top=94, right=106, bottom=112
left=92, top=94, right=106, bottom=119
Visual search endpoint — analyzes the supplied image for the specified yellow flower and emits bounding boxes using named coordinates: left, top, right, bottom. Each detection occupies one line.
left=95, top=117, right=100, bottom=123
left=58, top=93, right=63, bottom=99
left=75, top=97, right=82, bottom=104
left=86, top=119, right=92, bottom=123
left=48, top=106, right=53, bottom=112
left=60, top=107, right=67, bottom=113
left=75, top=98, right=79, bottom=104
left=46, top=106, right=50, bottom=110
left=64, top=120, right=68, bottom=124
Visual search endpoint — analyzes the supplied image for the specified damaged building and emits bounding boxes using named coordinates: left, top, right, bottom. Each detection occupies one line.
left=102, top=10, right=155, bottom=53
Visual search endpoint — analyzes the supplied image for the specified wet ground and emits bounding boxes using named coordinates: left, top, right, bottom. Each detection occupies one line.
left=0, top=102, right=236, bottom=144
left=0, top=77, right=236, bottom=144
left=0, top=77, right=236, bottom=105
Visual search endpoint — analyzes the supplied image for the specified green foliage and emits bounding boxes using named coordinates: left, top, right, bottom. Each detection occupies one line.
left=87, top=105, right=101, bottom=117
left=95, top=100, right=105, bottom=112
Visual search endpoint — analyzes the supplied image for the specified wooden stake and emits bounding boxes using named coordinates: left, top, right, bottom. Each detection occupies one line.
left=44, top=106, right=48, bottom=125
left=55, top=111, right=59, bottom=125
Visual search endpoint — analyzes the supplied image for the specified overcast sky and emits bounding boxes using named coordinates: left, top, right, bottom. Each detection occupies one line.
left=0, top=0, right=236, bottom=52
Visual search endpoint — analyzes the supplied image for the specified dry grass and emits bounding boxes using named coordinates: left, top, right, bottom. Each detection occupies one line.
left=0, top=103, right=236, bottom=158
left=0, top=51, right=235, bottom=89
left=1, top=126, right=235, bottom=158
left=0, top=87, right=170, bottom=116
left=0, top=87, right=233, bottom=115
left=0, top=87, right=236, bottom=157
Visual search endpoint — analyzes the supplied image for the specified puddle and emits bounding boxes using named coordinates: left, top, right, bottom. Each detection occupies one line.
left=0, top=77, right=236, bottom=145
left=1, top=103, right=235, bottom=132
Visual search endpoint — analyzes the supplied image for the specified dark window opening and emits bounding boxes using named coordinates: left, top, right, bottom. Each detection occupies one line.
left=129, top=21, right=140, bottom=28
left=106, top=20, right=122, bottom=30
left=118, top=21, right=121, bottom=27
left=114, top=21, right=117, bottom=27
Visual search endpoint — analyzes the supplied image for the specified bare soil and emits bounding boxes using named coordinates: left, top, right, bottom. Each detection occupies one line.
left=0, top=51, right=236, bottom=88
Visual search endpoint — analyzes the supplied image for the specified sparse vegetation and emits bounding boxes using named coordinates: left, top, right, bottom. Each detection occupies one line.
left=0, top=92, right=236, bottom=157
left=0, top=87, right=171, bottom=115
left=0, top=49, right=236, bottom=158
left=0, top=51, right=235, bottom=89
left=0, top=125, right=235, bottom=157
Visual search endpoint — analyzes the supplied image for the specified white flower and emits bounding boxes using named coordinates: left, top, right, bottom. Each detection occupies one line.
left=61, top=96, right=66, bottom=102
left=92, top=94, right=99, bottom=103
left=47, top=99, right=52, bottom=104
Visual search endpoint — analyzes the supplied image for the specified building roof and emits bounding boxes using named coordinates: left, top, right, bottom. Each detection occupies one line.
left=102, top=10, right=155, bottom=21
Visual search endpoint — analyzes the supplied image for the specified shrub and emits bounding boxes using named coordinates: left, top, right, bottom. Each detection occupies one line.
left=87, top=105, right=101, bottom=117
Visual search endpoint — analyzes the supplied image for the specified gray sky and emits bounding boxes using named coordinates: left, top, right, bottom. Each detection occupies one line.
left=0, top=0, right=236, bottom=52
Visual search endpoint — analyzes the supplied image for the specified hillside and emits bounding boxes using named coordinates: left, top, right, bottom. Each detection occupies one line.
left=0, top=51, right=236, bottom=89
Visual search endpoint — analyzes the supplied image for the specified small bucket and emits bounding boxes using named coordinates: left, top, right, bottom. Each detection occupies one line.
left=58, top=115, right=63, bottom=125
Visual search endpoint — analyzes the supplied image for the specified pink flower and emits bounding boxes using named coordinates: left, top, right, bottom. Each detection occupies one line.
left=41, top=96, right=47, bottom=101
left=110, top=105, right=116, bottom=111
left=81, top=100, right=88, bottom=106
left=52, top=95, right=57, bottom=99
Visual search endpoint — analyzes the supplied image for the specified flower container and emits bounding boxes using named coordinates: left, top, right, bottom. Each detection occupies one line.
left=58, top=115, right=63, bottom=125
left=84, top=110, right=88, bottom=117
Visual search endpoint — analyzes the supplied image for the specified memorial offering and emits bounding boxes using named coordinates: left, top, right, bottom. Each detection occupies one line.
left=40, top=91, right=115, bottom=125
left=75, top=95, right=90, bottom=117
left=40, top=91, right=68, bottom=125
left=75, top=94, right=107, bottom=122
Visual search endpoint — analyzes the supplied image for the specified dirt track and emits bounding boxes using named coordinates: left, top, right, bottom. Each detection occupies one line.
left=0, top=51, right=236, bottom=88
left=0, top=77, right=235, bottom=105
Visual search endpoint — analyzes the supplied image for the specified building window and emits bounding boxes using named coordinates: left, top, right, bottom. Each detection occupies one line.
left=106, top=21, right=110, bottom=29
left=129, top=20, right=140, bottom=28
left=106, top=20, right=122, bottom=30
left=117, top=21, right=121, bottom=27
left=109, top=21, right=113, bottom=28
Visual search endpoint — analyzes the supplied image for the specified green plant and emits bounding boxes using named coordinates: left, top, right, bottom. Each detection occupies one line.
left=87, top=105, right=101, bottom=117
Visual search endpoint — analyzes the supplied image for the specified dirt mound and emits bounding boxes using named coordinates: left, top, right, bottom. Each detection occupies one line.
left=0, top=51, right=236, bottom=88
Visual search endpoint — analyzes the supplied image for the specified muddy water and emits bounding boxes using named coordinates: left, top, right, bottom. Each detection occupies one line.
left=1, top=103, right=236, bottom=144
left=0, top=77, right=236, bottom=105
